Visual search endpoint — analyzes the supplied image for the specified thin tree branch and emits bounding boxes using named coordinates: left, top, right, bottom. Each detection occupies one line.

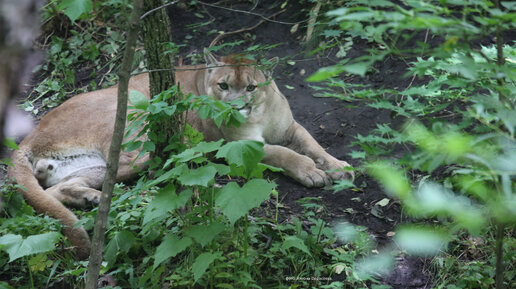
left=84, top=0, right=143, bottom=288
left=209, top=9, right=286, bottom=47
left=197, top=0, right=307, bottom=25
left=140, top=0, right=179, bottom=20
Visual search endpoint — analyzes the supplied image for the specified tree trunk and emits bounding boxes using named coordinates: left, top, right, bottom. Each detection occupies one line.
left=142, top=0, right=180, bottom=163
left=84, top=0, right=143, bottom=288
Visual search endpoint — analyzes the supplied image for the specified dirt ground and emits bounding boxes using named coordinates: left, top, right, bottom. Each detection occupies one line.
left=168, top=1, right=432, bottom=288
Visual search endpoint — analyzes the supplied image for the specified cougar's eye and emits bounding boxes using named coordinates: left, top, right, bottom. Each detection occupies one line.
left=246, top=85, right=256, bottom=92
left=218, top=82, right=229, bottom=90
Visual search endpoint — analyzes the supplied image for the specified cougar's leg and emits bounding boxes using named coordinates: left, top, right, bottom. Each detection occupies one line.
left=46, top=176, right=102, bottom=207
left=263, top=144, right=331, bottom=188
left=284, top=121, right=354, bottom=181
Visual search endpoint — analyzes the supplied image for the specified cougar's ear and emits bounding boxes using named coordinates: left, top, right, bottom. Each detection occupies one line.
left=204, top=48, right=220, bottom=68
left=263, top=57, right=279, bottom=78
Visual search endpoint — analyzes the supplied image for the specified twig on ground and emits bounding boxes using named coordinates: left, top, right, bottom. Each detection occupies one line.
left=259, top=232, right=272, bottom=249
left=313, top=107, right=345, bottom=122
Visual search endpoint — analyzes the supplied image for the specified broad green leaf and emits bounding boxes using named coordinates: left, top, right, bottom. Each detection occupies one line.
left=416, top=182, right=486, bottom=233
left=0, top=281, right=14, bottom=289
left=3, top=138, right=18, bottom=150
left=376, top=198, right=390, bottom=207
left=123, top=140, right=142, bottom=153
left=192, top=252, right=222, bottom=283
left=153, top=234, right=192, bottom=270
left=332, top=179, right=355, bottom=192
left=0, top=233, right=59, bottom=262
left=197, top=105, right=211, bottom=119
left=306, top=65, right=346, bottom=82
left=367, top=162, right=412, bottom=199
left=194, top=140, right=224, bottom=154
left=57, top=0, right=93, bottom=22
left=349, top=150, right=366, bottom=159
left=341, top=61, right=371, bottom=76
left=394, top=227, right=447, bottom=256
left=207, top=163, right=231, bottom=175
left=215, top=140, right=265, bottom=176
left=143, top=185, right=193, bottom=225
left=356, top=251, right=394, bottom=280
left=281, top=236, right=311, bottom=255
left=177, top=165, right=217, bottom=187
left=143, top=141, right=155, bottom=152
left=104, top=230, right=136, bottom=266
left=185, top=223, right=226, bottom=247
left=323, top=29, right=342, bottom=38
left=334, top=222, right=359, bottom=243
left=230, top=110, right=247, bottom=125
left=129, top=90, right=148, bottom=110
left=215, top=179, right=275, bottom=225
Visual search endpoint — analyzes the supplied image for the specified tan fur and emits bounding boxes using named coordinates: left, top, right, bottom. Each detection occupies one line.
left=8, top=51, right=352, bottom=258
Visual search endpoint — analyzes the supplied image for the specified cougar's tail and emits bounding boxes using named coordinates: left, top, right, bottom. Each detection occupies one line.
left=7, top=148, right=90, bottom=259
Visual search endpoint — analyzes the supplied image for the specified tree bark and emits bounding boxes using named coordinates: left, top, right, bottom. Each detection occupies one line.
left=84, top=0, right=143, bottom=288
left=142, top=0, right=180, bottom=162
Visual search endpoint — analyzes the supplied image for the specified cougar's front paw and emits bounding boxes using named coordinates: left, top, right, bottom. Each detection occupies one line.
left=84, top=190, right=101, bottom=205
left=318, top=158, right=354, bottom=182
left=288, top=155, right=332, bottom=188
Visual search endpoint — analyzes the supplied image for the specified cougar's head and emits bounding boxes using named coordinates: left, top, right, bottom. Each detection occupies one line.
left=204, top=49, right=278, bottom=117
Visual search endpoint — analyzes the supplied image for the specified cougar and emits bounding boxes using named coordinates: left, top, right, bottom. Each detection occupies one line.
left=9, top=50, right=353, bottom=258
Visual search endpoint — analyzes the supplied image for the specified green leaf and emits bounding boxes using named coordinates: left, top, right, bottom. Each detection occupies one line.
left=153, top=234, right=192, bottom=270
left=192, top=252, right=222, bottom=283
left=143, top=185, right=192, bottom=225
left=177, top=165, right=217, bottom=187
left=394, top=227, right=447, bottom=256
left=57, top=0, right=93, bottom=22
left=207, top=163, right=231, bottom=175
left=332, top=179, right=355, bottom=192
left=194, top=140, right=225, bottom=154
left=356, top=251, right=394, bottom=280
left=215, top=140, right=265, bottom=176
left=185, top=223, right=226, bottom=247
left=281, top=236, right=311, bottom=255
left=230, top=110, right=247, bottom=126
left=197, top=105, right=211, bottom=119
left=334, top=222, right=359, bottom=243
left=367, top=161, right=412, bottom=200
left=376, top=198, right=390, bottom=207
left=306, top=65, right=346, bottom=82
left=129, top=90, right=148, bottom=110
left=0, top=233, right=59, bottom=262
left=323, top=29, right=342, bottom=38
left=349, top=150, right=366, bottom=159
left=123, top=140, right=142, bottom=153
left=3, top=138, right=18, bottom=150
left=341, top=61, right=371, bottom=76
left=104, top=230, right=136, bottom=266
left=215, top=179, right=275, bottom=225
left=143, top=141, right=155, bottom=152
